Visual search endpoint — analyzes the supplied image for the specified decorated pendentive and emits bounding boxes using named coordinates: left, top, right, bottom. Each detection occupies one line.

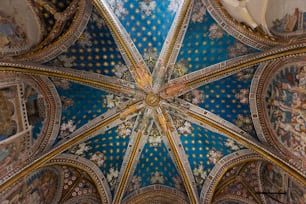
left=0, top=0, right=92, bottom=62
left=0, top=0, right=43, bottom=57
left=204, top=0, right=306, bottom=49
left=250, top=56, right=306, bottom=172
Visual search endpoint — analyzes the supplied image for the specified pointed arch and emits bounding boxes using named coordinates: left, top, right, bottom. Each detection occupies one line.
left=200, top=149, right=263, bottom=203
left=45, top=153, right=112, bottom=204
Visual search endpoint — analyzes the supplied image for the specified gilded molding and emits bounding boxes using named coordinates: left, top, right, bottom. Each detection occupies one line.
left=113, top=109, right=150, bottom=204
left=162, top=42, right=306, bottom=98
left=152, top=0, right=193, bottom=91
left=0, top=62, right=143, bottom=98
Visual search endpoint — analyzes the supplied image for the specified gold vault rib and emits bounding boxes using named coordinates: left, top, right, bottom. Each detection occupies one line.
left=93, top=0, right=152, bottom=91
left=163, top=0, right=191, bottom=67
left=154, top=109, right=198, bottom=204
left=161, top=44, right=306, bottom=99
left=92, top=0, right=137, bottom=67
left=113, top=131, right=143, bottom=204
left=0, top=100, right=145, bottom=193
left=187, top=46, right=306, bottom=87
left=0, top=66, right=141, bottom=97
left=152, top=0, right=192, bottom=92
left=113, top=108, right=151, bottom=203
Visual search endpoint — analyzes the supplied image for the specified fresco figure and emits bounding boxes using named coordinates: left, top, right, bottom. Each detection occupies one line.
left=0, top=14, right=26, bottom=48
left=267, top=65, right=306, bottom=158
left=0, top=143, right=17, bottom=176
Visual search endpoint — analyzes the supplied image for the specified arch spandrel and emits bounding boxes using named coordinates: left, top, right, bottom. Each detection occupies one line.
left=250, top=55, right=306, bottom=175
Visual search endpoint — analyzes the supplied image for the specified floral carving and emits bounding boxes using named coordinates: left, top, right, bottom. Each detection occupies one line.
left=182, top=89, right=204, bottom=105
left=108, top=0, right=127, bottom=18
left=225, top=139, right=244, bottom=151
left=207, top=149, right=223, bottom=164
left=235, top=89, right=249, bottom=104
left=208, top=24, right=225, bottom=39
left=148, top=127, right=162, bottom=147
left=168, top=0, right=181, bottom=12
left=191, top=0, right=206, bottom=23
left=116, top=119, right=134, bottom=138
left=139, top=1, right=156, bottom=16
left=59, top=120, right=76, bottom=139
left=107, top=168, right=119, bottom=190
left=150, top=171, right=164, bottom=184
left=193, top=162, right=207, bottom=186
left=90, top=151, right=106, bottom=167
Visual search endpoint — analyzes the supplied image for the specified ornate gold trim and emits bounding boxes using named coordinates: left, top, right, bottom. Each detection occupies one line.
left=0, top=66, right=121, bottom=91
left=165, top=131, right=197, bottom=204
left=163, top=0, right=191, bottom=67
left=92, top=0, right=137, bottom=67
left=113, top=131, right=143, bottom=204
left=187, top=46, right=306, bottom=87
left=154, top=109, right=198, bottom=204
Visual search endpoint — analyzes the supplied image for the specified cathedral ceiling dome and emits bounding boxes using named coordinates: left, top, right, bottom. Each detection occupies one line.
left=0, top=0, right=305, bottom=203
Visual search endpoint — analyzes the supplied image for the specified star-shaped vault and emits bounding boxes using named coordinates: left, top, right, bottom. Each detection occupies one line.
left=0, top=0, right=306, bottom=204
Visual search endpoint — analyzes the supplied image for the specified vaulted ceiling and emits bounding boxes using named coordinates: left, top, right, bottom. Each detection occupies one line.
left=0, top=0, right=306, bottom=203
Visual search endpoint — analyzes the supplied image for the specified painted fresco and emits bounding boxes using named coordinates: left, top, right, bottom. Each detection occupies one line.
left=265, top=64, right=306, bottom=158
left=0, top=140, right=25, bottom=178
left=0, top=168, right=60, bottom=204
left=271, top=8, right=306, bottom=34
left=261, top=162, right=306, bottom=204
left=0, top=86, right=18, bottom=140
left=0, top=14, right=26, bottom=48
